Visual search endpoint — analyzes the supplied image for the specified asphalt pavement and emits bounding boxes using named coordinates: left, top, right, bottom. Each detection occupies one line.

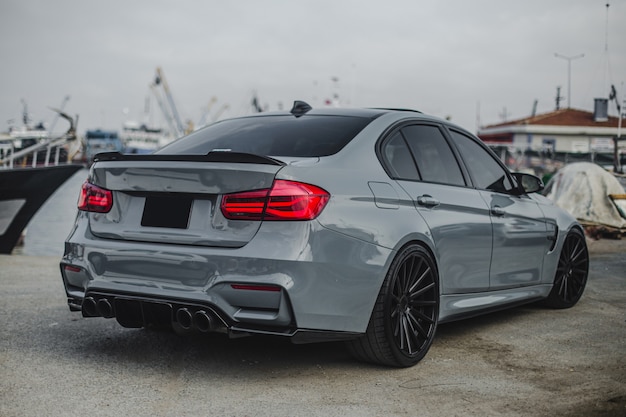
left=0, top=239, right=624, bottom=417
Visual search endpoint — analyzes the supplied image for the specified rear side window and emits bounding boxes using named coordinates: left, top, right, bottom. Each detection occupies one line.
left=157, top=115, right=373, bottom=157
left=383, top=131, right=420, bottom=180
left=402, top=125, right=466, bottom=186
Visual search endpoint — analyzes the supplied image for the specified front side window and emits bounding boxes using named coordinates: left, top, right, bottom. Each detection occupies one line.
left=449, top=130, right=514, bottom=193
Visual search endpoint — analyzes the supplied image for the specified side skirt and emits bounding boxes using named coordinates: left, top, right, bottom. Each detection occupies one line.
left=439, top=284, right=552, bottom=324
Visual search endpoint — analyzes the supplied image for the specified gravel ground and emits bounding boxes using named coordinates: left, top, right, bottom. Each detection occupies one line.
left=0, top=238, right=624, bottom=417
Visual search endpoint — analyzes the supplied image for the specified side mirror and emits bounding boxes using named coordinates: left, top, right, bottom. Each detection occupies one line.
left=513, top=173, right=544, bottom=194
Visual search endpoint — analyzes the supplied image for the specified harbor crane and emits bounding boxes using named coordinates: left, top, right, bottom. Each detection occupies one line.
left=150, top=67, right=186, bottom=138
left=149, top=67, right=229, bottom=135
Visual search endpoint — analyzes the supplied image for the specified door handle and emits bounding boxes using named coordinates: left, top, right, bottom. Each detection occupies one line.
left=491, top=206, right=505, bottom=216
left=417, top=195, right=440, bottom=207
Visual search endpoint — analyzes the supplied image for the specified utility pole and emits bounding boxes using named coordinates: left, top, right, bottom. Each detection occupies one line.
left=554, top=53, right=584, bottom=108
left=555, top=86, right=563, bottom=110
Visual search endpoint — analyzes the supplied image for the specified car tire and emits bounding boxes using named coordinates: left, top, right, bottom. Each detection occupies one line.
left=347, top=243, right=439, bottom=367
left=543, top=228, right=589, bottom=309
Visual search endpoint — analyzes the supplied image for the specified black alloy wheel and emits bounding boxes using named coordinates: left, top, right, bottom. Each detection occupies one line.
left=347, top=244, right=439, bottom=367
left=544, top=228, right=589, bottom=309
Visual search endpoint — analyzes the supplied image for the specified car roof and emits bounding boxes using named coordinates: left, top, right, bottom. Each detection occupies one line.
left=230, top=103, right=426, bottom=121
left=237, top=107, right=385, bottom=119
left=212, top=104, right=469, bottom=138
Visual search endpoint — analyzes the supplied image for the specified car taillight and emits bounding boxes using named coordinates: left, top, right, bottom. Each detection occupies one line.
left=221, top=180, right=329, bottom=221
left=77, top=182, right=113, bottom=213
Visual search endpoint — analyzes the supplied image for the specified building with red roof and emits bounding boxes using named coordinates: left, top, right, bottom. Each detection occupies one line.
left=477, top=98, right=625, bottom=171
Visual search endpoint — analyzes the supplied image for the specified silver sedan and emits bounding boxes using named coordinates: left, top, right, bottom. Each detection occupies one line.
left=60, top=102, right=588, bottom=367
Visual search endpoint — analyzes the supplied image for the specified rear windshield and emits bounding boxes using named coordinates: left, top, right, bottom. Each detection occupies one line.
left=157, top=115, right=373, bottom=157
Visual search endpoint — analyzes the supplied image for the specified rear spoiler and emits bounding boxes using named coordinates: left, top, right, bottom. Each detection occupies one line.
left=93, top=151, right=285, bottom=166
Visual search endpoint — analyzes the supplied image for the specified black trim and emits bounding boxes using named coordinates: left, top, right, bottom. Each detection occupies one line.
left=93, top=151, right=286, bottom=166
left=290, top=329, right=362, bottom=344
left=370, top=107, right=422, bottom=114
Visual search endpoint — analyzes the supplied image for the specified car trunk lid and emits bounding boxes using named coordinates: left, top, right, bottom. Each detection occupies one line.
left=87, top=152, right=284, bottom=248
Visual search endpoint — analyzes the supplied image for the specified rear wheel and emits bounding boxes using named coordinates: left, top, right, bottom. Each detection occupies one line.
left=544, top=228, right=589, bottom=309
left=347, top=244, right=439, bottom=367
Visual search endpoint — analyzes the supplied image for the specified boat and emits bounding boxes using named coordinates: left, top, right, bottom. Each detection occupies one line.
left=0, top=109, right=83, bottom=254
left=120, top=121, right=171, bottom=154
left=83, top=129, right=124, bottom=163
left=1, top=111, right=64, bottom=166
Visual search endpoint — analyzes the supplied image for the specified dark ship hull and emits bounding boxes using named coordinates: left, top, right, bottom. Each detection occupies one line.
left=0, top=164, right=82, bottom=254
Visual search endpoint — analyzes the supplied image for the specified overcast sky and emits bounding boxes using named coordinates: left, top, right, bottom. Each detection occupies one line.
left=1, top=0, right=624, bottom=135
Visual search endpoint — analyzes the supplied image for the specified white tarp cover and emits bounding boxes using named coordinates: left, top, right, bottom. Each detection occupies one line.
left=545, top=162, right=626, bottom=229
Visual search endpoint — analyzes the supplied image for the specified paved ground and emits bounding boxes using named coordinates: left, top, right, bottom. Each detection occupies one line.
left=1, top=238, right=624, bottom=417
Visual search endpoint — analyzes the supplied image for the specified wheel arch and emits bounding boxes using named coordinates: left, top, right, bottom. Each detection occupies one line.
left=569, top=223, right=585, bottom=236
left=388, top=233, right=441, bottom=291
left=362, top=234, right=440, bottom=328
left=346, top=235, right=441, bottom=367
left=542, top=223, right=589, bottom=308
left=555, top=222, right=587, bottom=258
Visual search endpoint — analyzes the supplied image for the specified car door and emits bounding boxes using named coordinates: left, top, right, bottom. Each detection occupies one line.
left=447, top=128, right=551, bottom=289
left=380, top=123, right=493, bottom=294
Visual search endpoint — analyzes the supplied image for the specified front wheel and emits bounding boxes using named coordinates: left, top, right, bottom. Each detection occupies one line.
left=543, top=228, right=589, bottom=309
left=347, top=244, right=439, bottom=367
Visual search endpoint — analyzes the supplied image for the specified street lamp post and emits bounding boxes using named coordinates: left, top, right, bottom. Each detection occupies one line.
left=554, top=53, right=585, bottom=109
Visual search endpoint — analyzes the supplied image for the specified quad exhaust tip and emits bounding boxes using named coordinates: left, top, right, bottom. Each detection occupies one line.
left=81, top=296, right=115, bottom=318
left=82, top=297, right=98, bottom=317
left=82, top=298, right=221, bottom=333
left=176, top=307, right=217, bottom=332
left=176, top=308, right=193, bottom=330
left=97, top=298, right=114, bottom=318
left=193, top=310, right=216, bottom=332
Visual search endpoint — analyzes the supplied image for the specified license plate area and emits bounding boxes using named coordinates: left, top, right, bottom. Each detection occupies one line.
left=141, top=195, right=192, bottom=229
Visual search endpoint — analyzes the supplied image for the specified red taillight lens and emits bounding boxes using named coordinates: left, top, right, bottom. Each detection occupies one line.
left=220, top=188, right=270, bottom=220
left=77, top=182, right=113, bottom=213
left=265, top=180, right=330, bottom=220
left=221, top=180, right=329, bottom=221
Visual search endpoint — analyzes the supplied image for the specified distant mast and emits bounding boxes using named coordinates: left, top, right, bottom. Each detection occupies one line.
left=602, top=3, right=611, bottom=99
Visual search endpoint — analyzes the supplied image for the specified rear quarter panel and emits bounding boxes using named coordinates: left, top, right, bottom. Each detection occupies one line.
left=273, top=114, right=437, bottom=314
left=275, top=113, right=435, bottom=253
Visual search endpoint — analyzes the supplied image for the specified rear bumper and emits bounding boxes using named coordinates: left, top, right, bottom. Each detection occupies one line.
left=60, top=216, right=392, bottom=336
